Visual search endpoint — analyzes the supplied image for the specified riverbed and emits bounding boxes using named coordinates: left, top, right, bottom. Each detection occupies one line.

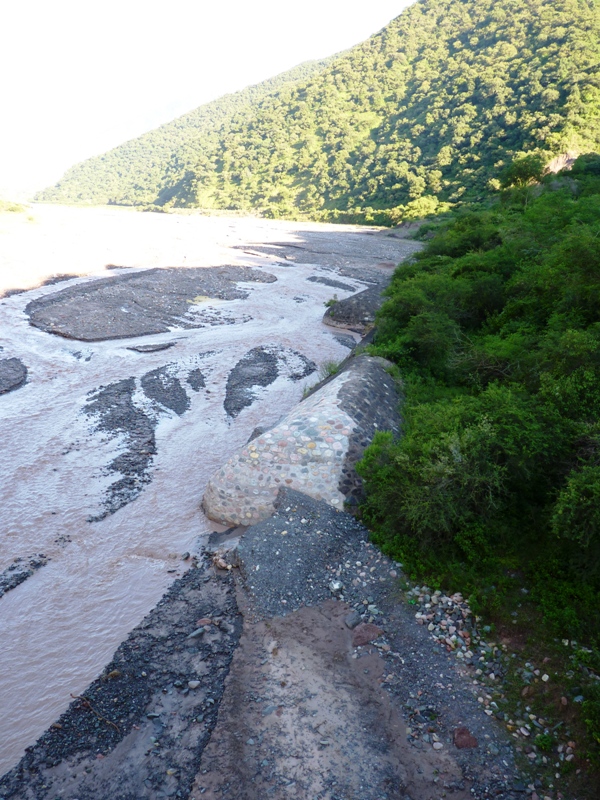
left=0, top=204, right=419, bottom=774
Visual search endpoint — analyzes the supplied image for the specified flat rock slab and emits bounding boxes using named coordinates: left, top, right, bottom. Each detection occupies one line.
left=224, top=346, right=316, bottom=418
left=26, top=265, right=276, bottom=341
left=323, top=283, right=388, bottom=334
left=236, top=230, right=421, bottom=275
left=0, top=357, right=27, bottom=395
left=0, top=564, right=241, bottom=800
left=127, top=342, right=177, bottom=353
left=203, top=354, right=402, bottom=526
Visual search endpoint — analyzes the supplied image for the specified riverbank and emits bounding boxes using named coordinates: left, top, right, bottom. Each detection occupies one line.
left=1, top=490, right=530, bottom=800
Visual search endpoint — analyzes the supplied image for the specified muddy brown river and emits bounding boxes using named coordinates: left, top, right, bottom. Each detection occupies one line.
left=0, top=205, right=419, bottom=775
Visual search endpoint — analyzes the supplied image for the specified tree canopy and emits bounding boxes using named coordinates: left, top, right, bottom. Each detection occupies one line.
left=37, top=0, right=600, bottom=223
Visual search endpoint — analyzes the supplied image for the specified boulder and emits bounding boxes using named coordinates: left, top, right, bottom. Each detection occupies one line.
left=0, top=358, right=28, bottom=395
left=202, top=354, right=402, bottom=526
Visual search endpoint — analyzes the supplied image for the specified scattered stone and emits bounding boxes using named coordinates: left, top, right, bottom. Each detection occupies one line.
left=127, top=342, right=176, bottom=353
left=453, top=727, right=478, bottom=749
left=344, top=611, right=362, bottom=629
left=352, top=623, right=383, bottom=647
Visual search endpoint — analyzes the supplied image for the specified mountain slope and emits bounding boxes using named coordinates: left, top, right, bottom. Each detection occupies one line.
left=36, top=59, right=332, bottom=207
left=39, top=0, right=600, bottom=220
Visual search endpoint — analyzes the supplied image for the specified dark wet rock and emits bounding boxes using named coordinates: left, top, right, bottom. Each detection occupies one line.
left=85, top=378, right=157, bottom=519
left=334, top=333, right=357, bottom=350
left=0, top=555, right=49, bottom=600
left=224, top=346, right=316, bottom=418
left=0, top=358, right=28, bottom=395
left=26, top=265, right=276, bottom=342
left=307, top=275, right=356, bottom=291
left=0, top=563, right=241, bottom=800
left=345, top=610, right=362, bottom=629
left=336, top=354, right=403, bottom=504
left=127, top=342, right=177, bottom=353
left=323, top=284, right=389, bottom=334
left=225, top=347, right=278, bottom=418
left=141, top=366, right=190, bottom=416
left=247, top=425, right=268, bottom=443
left=233, top=230, right=420, bottom=276
left=187, top=368, right=206, bottom=391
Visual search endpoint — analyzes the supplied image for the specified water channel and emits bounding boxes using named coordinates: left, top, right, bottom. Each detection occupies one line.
left=0, top=205, right=418, bottom=774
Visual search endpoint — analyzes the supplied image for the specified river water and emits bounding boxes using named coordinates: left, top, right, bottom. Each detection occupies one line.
left=0, top=205, right=417, bottom=774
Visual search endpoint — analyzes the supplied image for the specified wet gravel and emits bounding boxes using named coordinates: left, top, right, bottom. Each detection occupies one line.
left=84, top=353, right=213, bottom=518
left=0, top=562, right=241, bottom=800
left=85, top=378, right=157, bottom=520
left=0, top=555, right=49, bottom=600
left=141, top=367, right=191, bottom=416
left=1, top=488, right=538, bottom=800
left=232, top=488, right=532, bottom=800
left=306, top=275, right=357, bottom=291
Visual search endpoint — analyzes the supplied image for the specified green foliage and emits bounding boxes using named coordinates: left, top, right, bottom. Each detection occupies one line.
left=318, top=359, right=343, bottom=380
left=583, top=684, right=600, bottom=749
left=37, top=0, right=600, bottom=223
left=535, top=733, right=555, bottom=752
left=499, top=154, right=546, bottom=188
left=359, top=165, right=600, bottom=644
left=552, top=463, right=600, bottom=574
left=35, top=59, right=332, bottom=207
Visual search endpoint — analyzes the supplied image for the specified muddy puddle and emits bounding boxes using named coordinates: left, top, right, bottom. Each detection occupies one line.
left=0, top=205, right=419, bottom=774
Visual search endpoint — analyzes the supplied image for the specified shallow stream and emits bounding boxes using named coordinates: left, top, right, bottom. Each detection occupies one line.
left=0, top=206, right=417, bottom=774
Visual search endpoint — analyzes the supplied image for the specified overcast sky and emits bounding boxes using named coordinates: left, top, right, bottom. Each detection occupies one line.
left=0, top=0, right=413, bottom=197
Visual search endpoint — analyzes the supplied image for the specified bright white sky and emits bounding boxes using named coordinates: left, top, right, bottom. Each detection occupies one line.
left=0, top=0, right=413, bottom=197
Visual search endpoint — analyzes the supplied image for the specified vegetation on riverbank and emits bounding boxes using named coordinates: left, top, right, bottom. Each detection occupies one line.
left=357, top=154, right=600, bottom=768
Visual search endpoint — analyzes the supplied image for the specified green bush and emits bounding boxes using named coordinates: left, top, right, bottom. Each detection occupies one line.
left=552, top=464, right=600, bottom=576
left=360, top=160, right=600, bottom=642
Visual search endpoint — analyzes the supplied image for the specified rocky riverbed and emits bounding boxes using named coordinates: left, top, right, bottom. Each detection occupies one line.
left=0, top=205, right=419, bottom=777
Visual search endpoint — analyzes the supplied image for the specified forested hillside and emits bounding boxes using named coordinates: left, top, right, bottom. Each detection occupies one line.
left=38, top=0, right=600, bottom=222
left=36, top=59, right=332, bottom=207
